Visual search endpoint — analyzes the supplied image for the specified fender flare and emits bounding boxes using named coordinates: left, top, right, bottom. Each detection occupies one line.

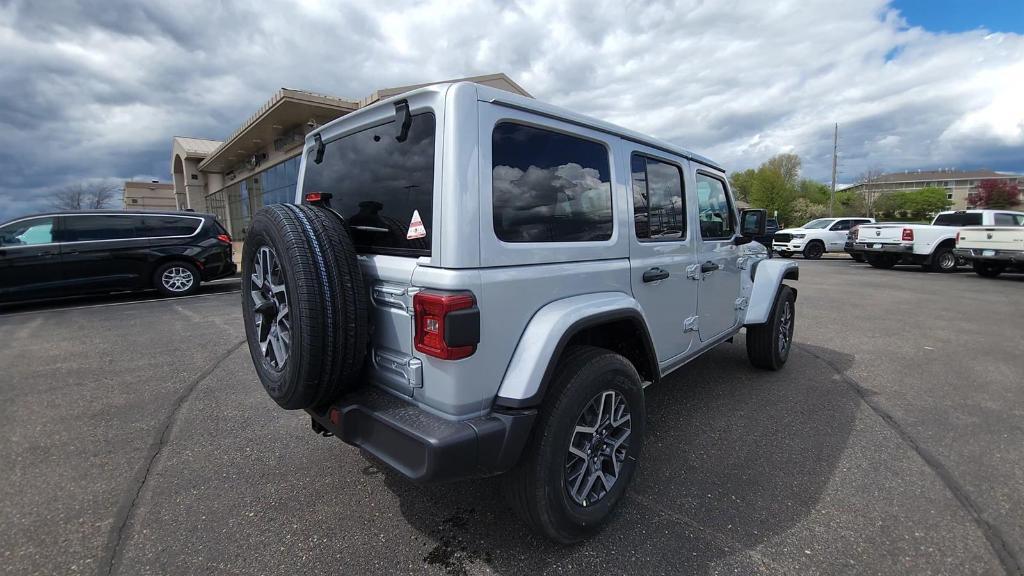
left=744, top=259, right=799, bottom=325
left=494, top=292, right=657, bottom=409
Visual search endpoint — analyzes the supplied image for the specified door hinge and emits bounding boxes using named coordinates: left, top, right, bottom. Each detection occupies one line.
left=686, top=264, right=700, bottom=280
left=683, top=315, right=699, bottom=332
left=734, top=297, right=749, bottom=310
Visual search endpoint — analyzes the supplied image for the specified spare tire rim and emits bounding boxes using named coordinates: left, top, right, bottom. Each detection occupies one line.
left=250, top=245, right=290, bottom=371
left=565, top=390, right=631, bottom=507
left=778, top=299, right=793, bottom=356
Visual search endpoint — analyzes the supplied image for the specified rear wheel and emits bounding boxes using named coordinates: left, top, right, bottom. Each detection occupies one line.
left=503, top=346, right=645, bottom=543
left=803, top=241, right=825, bottom=260
left=866, top=254, right=897, bottom=269
left=241, top=204, right=369, bottom=410
left=928, top=246, right=958, bottom=272
left=746, top=285, right=796, bottom=370
left=851, top=253, right=865, bottom=263
left=973, top=261, right=1006, bottom=278
left=153, top=261, right=200, bottom=297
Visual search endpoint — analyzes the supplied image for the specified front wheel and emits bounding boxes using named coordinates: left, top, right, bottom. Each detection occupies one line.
left=503, top=346, right=645, bottom=543
left=973, top=261, right=1005, bottom=278
left=153, top=261, right=201, bottom=297
left=803, top=242, right=824, bottom=260
left=746, top=285, right=796, bottom=370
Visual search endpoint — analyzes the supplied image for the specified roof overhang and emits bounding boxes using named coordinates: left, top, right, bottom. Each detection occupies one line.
left=198, top=89, right=358, bottom=173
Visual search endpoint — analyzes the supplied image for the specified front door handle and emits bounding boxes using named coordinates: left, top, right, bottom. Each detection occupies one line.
left=642, top=267, right=670, bottom=283
left=700, top=261, right=720, bottom=273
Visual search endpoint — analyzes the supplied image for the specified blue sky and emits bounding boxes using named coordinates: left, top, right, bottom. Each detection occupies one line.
left=893, top=0, right=1024, bottom=33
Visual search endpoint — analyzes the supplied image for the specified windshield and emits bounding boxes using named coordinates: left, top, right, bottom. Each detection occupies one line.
left=801, top=218, right=835, bottom=229
left=932, top=213, right=982, bottom=227
left=302, top=112, right=436, bottom=256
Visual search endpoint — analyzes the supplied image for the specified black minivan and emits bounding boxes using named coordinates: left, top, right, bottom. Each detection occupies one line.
left=0, top=211, right=236, bottom=303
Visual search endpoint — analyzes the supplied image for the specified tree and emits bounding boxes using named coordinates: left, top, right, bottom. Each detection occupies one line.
left=967, top=179, right=1021, bottom=209
left=750, top=165, right=795, bottom=223
left=728, top=168, right=757, bottom=203
left=796, top=179, right=830, bottom=204
left=763, top=153, right=801, bottom=190
left=856, top=167, right=885, bottom=216
left=833, top=190, right=866, bottom=216
left=873, top=187, right=951, bottom=221
left=51, top=182, right=119, bottom=211
left=789, top=197, right=827, bottom=226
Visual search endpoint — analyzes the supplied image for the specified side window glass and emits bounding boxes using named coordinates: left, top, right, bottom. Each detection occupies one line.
left=63, top=215, right=139, bottom=241
left=0, top=218, right=55, bottom=246
left=1015, top=215, right=1024, bottom=226
left=145, top=216, right=200, bottom=237
left=492, top=122, right=613, bottom=243
left=631, top=154, right=685, bottom=240
left=695, top=173, right=735, bottom=240
left=994, top=213, right=1016, bottom=226
left=831, top=220, right=851, bottom=231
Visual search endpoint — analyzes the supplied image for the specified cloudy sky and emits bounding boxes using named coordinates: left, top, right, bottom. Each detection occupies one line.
left=0, top=0, right=1022, bottom=221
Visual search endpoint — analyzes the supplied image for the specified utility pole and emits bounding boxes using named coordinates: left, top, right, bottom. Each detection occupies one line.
left=829, top=123, right=838, bottom=217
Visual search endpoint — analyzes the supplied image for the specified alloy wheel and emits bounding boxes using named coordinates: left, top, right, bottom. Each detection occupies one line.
left=565, top=390, right=631, bottom=507
left=778, top=300, right=793, bottom=356
left=250, top=246, right=291, bottom=371
left=938, top=251, right=956, bottom=270
left=161, top=266, right=194, bottom=293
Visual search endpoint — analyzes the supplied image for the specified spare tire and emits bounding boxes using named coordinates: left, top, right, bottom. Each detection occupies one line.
left=241, top=204, right=369, bottom=410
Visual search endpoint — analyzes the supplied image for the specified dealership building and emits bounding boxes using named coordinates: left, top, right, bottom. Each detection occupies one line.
left=169, top=73, right=530, bottom=240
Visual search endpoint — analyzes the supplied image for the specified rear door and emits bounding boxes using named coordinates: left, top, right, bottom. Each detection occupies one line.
left=695, top=170, right=742, bottom=341
left=626, top=148, right=698, bottom=362
left=0, top=216, right=63, bottom=300
left=60, top=214, right=151, bottom=291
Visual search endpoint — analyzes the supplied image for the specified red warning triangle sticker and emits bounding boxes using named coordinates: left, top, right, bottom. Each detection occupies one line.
left=407, top=210, right=426, bottom=240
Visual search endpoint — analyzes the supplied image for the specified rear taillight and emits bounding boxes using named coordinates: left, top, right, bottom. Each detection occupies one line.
left=902, top=228, right=914, bottom=241
left=217, top=233, right=232, bottom=244
left=413, top=291, right=478, bottom=360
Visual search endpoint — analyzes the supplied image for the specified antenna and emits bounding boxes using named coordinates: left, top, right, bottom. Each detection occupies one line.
left=829, top=123, right=838, bottom=217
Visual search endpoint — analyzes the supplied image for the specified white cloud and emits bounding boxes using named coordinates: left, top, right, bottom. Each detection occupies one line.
left=0, top=0, right=1022, bottom=221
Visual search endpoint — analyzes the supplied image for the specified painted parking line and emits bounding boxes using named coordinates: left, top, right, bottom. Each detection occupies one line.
left=0, top=288, right=241, bottom=318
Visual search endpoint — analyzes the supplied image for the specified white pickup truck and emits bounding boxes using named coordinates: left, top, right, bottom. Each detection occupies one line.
left=854, top=210, right=1024, bottom=272
left=954, top=214, right=1024, bottom=277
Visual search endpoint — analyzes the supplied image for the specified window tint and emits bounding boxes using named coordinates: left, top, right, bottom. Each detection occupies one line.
left=830, top=220, right=852, bottom=231
left=492, top=123, right=612, bottom=243
left=695, top=173, right=735, bottom=239
left=63, top=215, right=146, bottom=241
left=303, top=113, right=435, bottom=255
left=994, top=213, right=1019, bottom=226
left=932, top=213, right=982, bottom=226
left=0, top=217, right=55, bottom=246
left=144, top=215, right=201, bottom=237
left=631, top=154, right=685, bottom=241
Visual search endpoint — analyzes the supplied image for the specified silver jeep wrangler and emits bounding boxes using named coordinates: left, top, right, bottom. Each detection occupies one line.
left=242, top=82, right=798, bottom=543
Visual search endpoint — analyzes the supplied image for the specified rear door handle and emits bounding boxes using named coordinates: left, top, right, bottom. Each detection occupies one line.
left=642, top=267, right=670, bottom=283
left=700, top=261, right=720, bottom=273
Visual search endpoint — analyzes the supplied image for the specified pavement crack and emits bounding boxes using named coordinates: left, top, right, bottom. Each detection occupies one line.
left=99, top=339, right=247, bottom=576
left=797, top=344, right=1023, bottom=576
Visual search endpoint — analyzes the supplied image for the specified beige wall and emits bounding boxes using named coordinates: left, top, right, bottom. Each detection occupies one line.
left=124, top=182, right=176, bottom=210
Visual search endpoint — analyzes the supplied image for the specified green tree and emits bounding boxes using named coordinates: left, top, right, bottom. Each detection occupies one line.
left=904, top=187, right=952, bottom=220
left=796, top=179, right=830, bottom=204
left=728, top=168, right=757, bottom=202
left=750, top=165, right=795, bottom=223
left=763, top=153, right=802, bottom=189
left=789, top=197, right=828, bottom=226
left=833, top=190, right=866, bottom=216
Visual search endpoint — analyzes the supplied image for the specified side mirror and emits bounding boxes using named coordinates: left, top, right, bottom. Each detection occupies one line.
left=740, top=209, right=767, bottom=237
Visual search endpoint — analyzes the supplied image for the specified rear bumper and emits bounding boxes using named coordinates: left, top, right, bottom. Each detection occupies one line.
left=308, top=386, right=536, bottom=483
left=855, top=242, right=914, bottom=254
left=954, top=248, right=1024, bottom=263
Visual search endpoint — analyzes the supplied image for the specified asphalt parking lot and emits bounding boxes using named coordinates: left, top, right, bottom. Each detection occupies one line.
left=1, top=262, right=1022, bottom=576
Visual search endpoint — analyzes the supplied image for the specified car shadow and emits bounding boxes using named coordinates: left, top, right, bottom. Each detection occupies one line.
left=370, top=339, right=861, bottom=575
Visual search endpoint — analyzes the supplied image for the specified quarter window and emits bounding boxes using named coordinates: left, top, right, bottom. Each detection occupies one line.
left=695, top=173, right=735, bottom=239
left=0, top=217, right=55, bottom=246
left=631, top=154, right=685, bottom=241
left=491, top=123, right=613, bottom=243
left=145, top=216, right=201, bottom=237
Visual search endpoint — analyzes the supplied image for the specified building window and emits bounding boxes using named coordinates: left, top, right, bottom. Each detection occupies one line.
left=946, top=192, right=953, bottom=200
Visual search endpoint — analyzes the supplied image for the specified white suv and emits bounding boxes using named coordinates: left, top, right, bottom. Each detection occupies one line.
left=773, top=217, right=875, bottom=259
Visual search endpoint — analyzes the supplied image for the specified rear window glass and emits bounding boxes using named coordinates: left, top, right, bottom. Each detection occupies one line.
left=491, top=122, right=613, bottom=243
left=144, top=216, right=201, bottom=237
left=63, top=215, right=147, bottom=241
left=933, top=213, right=982, bottom=226
left=302, top=113, right=436, bottom=256
left=631, top=154, right=685, bottom=241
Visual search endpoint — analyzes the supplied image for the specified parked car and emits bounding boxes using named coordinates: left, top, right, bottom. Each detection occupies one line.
left=954, top=215, right=1024, bottom=277
left=0, top=211, right=235, bottom=302
left=845, top=222, right=912, bottom=262
left=240, top=82, right=799, bottom=543
left=854, top=210, right=1024, bottom=272
left=773, top=217, right=875, bottom=259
